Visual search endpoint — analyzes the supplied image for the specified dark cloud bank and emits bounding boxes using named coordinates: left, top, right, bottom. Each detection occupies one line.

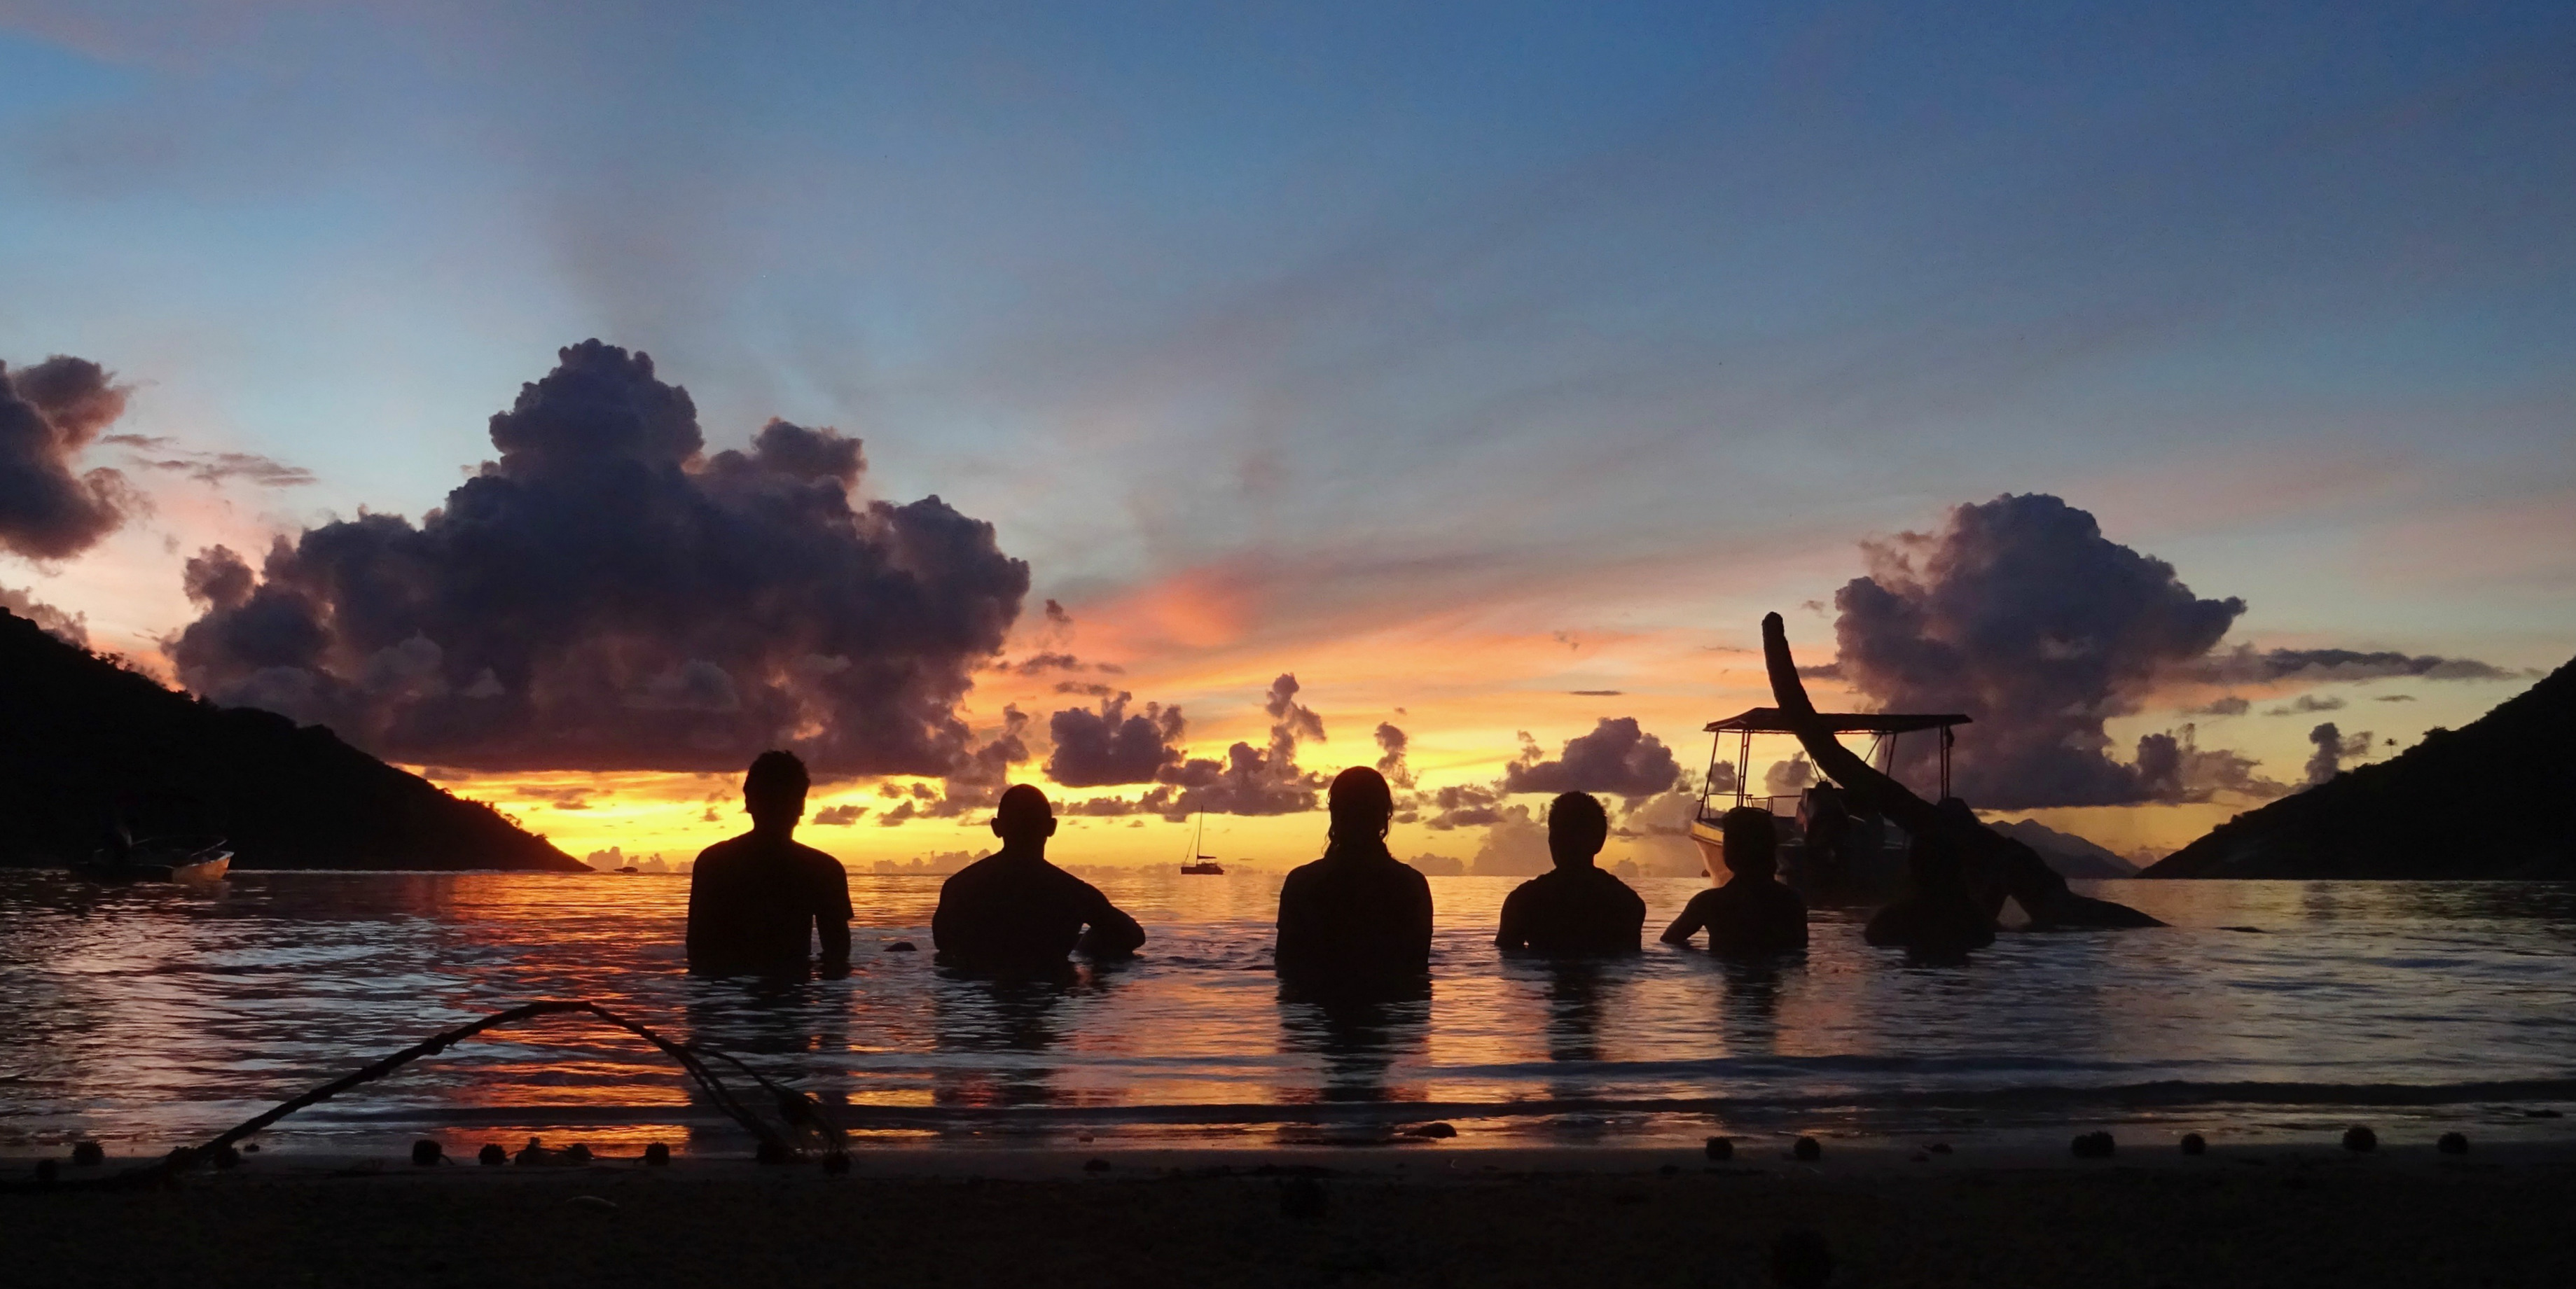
left=174, top=340, right=1031, bottom=778
left=0, top=356, right=136, bottom=560
left=1830, top=494, right=2510, bottom=810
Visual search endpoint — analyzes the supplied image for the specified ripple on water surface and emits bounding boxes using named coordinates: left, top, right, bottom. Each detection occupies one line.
left=4, top=872, right=2575, bottom=1152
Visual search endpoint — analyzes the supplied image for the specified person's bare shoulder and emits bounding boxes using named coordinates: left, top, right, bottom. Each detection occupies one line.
left=691, top=834, right=754, bottom=870
left=788, top=840, right=846, bottom=873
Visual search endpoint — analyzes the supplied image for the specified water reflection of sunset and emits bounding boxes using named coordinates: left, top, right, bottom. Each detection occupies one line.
left=8, top=872, right=2576, bottom=1157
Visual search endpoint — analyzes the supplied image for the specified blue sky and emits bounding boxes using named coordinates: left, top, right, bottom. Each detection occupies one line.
left=3, top=1, right=2571, bottom=859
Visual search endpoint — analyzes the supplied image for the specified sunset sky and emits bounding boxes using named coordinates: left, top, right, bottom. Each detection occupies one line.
left=4, top=2, right=2570, bottom=871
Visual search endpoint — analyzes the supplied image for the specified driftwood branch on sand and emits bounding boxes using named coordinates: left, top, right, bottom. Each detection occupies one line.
left=1760, top=613, right=2163, bottom=930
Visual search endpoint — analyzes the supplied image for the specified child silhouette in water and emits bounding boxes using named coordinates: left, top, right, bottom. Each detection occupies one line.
left=1662, top=805, right=1808, bottom=957
left=1495, top=792, right=1645, bottom=952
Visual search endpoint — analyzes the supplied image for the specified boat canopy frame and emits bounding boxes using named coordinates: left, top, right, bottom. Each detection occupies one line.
left=1698, top=709, right=1971, bottom=823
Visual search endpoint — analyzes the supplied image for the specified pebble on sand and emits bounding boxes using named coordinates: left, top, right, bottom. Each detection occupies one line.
left=1792, top=1136, right=1822, bottom=1162
left=1704, top=1136, right=1733, bottom=1162
left=2343, top=1126, right=2378, bottom=1153
left=2180, top=1133, right=2208, bottom=1156
left=2437, top=1131, right=2469, bottom=1155
left=70, top=1141, right=103, bottom=1167
left=1083, top=1157, right=1112, bottom=1173
left=644, top=1143, right=672, bottom=1166
left=1408, top=1122, right=1457, bottom=1139
left=411, top=1139, right=443, bottom=1166
left=212, top=1145, right=242, bottom=1169
left=478, top=1143, right=506, bottom=1166
left=2072, top=1131, right=2116, bottom=1159
left=1771, top=1229, right=1834, bottom=1289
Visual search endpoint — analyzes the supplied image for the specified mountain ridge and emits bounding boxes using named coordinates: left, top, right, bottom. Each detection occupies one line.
left=2146, top=654, right=2576, bottom=878
left=0, top=609, right=583, bottom=871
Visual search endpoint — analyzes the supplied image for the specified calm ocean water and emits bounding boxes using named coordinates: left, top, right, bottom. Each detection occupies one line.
left=6, top=870, right=2575, bottom=1155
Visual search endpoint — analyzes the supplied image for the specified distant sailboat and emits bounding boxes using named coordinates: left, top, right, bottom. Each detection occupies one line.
left=1179, top=813, right=1224, bottom=875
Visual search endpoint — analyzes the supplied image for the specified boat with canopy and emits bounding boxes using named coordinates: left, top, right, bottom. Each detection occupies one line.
left=1691, top=709, right=1969, bottom=898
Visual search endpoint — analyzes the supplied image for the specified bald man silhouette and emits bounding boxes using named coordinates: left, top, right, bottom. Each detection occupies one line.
left=933, top=786, right=1146, bottom=973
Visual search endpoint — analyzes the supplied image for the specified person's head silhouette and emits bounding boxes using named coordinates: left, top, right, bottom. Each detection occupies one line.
left=990, top=783, right=1058, bottom=851
left=1546, top=792, right=1609, bottom=870
left=1327, top=766, right=1394, bottom=849
left=743, top=750, right=810, bottom=837
left=1719, top=805, right=1778, bottom=881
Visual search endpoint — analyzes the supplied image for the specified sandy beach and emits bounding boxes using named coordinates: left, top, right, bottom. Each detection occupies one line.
left=12, top=1141, right=2574, bottom=1287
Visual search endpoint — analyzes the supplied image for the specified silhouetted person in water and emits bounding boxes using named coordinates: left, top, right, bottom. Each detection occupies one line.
left=1495, top=792, right=1645, bottom=953
left=1864, top=830, right=1996, bottom=956
left=1275, top=767, right=1434, bottom=994
left=687, top=751, right=851, bottom=977
left=934, top=786, right=1146, bottom=974
left=1662, top=806, right=1808, bottom=956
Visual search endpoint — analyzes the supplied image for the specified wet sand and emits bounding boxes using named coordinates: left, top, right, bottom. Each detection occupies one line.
left=11, top=1142, right=2575, bottom=1286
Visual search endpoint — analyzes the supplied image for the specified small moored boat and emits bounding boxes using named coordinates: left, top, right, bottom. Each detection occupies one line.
left=74, top=835, right=233, bottom=884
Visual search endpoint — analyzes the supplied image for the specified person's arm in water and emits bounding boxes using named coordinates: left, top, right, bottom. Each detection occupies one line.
left=1401, top=869, right=1434, bottom=968
left=815, top=853, right=854, bottom=975
left=1076, top=882, right=1147, bottom=959
left=684, top=846, right=719, bottom=970
left=1272, top=868, right=1314, bottom=973
left=930, top=872, right=962, bottom=956
left=1660, top=891, right=1710, bottom=945
left=1494, top=884, right=1531, bottom=949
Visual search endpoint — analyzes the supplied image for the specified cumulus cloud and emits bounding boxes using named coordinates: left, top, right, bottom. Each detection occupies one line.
left=1467, top=804, right=1551, bottom=876
left=1147, top=673, right=1327, bottom=818
left=1831, top=493, right=2249, bottom=809
left=2375, top=694, right=2417, bottom=703
left=2304, top=722, right=2373, bottom=786
left=1046, top=674, right=1329, bottom=819
left=1044, top=692, right=1186, bottom=787
left=813, top=803, right=867, bottom=825
left=1, top=583, right=89, bottom=647
left=1422, top=781, right=1509, bottom=830
left=920, top=706, right=1031, bottom=817
left=1500, top=716, right=1682, bottom=800
left=2188, top=695, right=2252, bottom=717
left=169, top=340, right=1031, bottom=776
left=1762, top=753, right=1815, bottom=797
left=1373, top=721, right=1415, bottom=789
left=2134, top=724, right=2289, bottom=802
left=0, top=355, right=138, bottom=559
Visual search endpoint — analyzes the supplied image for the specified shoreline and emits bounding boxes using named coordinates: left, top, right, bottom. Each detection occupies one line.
left=13, top=1142, right=2576, bottom=1285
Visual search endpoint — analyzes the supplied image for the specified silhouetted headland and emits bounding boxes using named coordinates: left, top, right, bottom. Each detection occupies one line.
left=2148, top=652, right=2576, bottom=877
left=934, top=785, right=1145, bottom=973
left=0, top=608, right=579, bottom=870
left=686, top=751, right=852, bottom=977
left=1495, top=791, right=1646, bottom=953
left=1276, top=766, right=1433, bottom=996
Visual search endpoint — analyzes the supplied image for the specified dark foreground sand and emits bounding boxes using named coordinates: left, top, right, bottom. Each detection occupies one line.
left=9, top=1144, right=2574, bottom=1288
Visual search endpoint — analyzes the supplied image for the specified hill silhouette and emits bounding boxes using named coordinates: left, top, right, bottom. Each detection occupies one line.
left=2146, top=654, right=2575, bottom=878
left=0, top=609, right=583, bottom=871
left=1987, top=818, right=2140, bottom=879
